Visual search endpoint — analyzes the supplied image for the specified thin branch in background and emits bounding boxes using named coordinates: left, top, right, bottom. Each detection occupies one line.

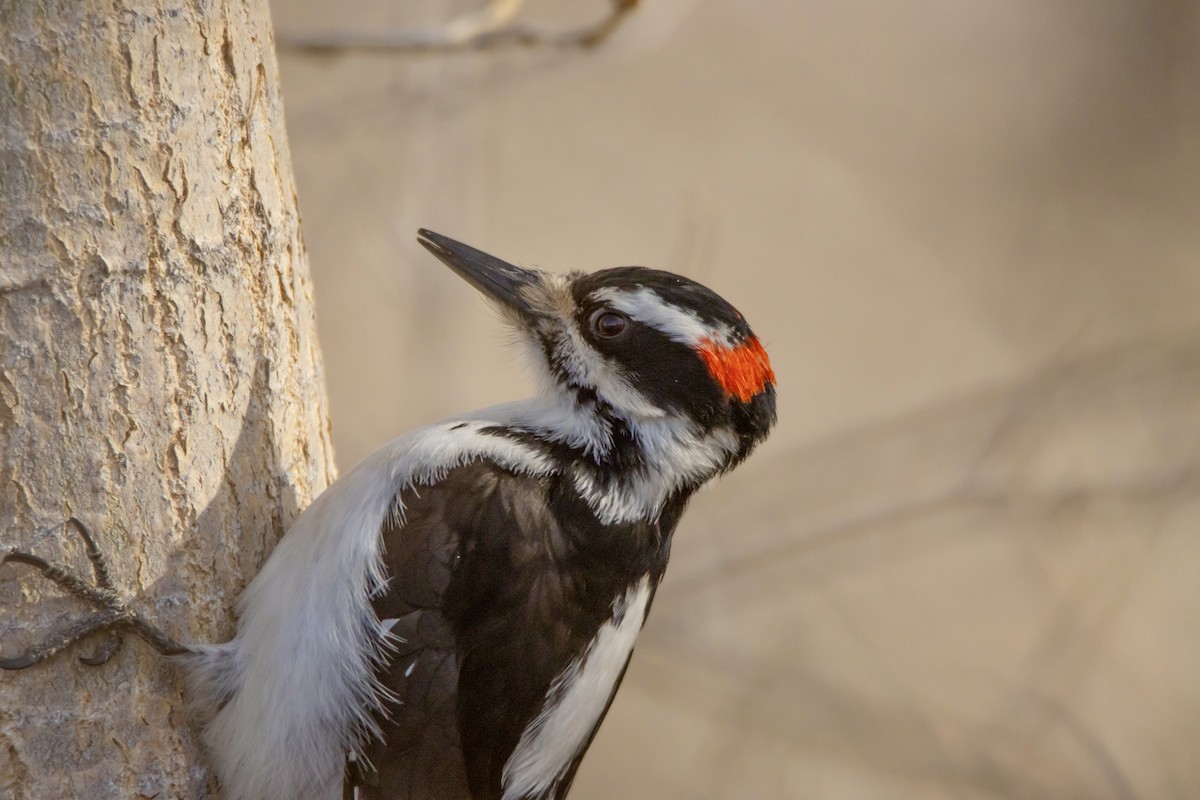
left=277, top=0, right=639, bottom=55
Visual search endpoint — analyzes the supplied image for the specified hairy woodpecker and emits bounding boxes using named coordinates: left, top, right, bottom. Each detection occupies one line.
left=2, top=230, right=777, bottom=800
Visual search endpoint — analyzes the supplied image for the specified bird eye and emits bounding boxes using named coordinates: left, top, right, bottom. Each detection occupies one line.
left=590, top=310, right=629, bottom=339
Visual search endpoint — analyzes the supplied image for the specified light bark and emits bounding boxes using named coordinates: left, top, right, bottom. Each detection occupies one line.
left=0, top=1, right=334, bottom=797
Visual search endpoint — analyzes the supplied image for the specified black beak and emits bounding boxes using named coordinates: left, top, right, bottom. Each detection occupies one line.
left=417, top=229, right=541, bottom=320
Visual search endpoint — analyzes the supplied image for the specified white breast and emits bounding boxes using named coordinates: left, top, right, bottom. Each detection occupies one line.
left=501, top=576, right=653, bottom=800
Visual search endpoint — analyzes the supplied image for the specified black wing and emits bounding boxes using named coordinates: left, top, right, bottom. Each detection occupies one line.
left=348, top=462, right=481, bottom=800
left=349, top=459, right=674, bottom=800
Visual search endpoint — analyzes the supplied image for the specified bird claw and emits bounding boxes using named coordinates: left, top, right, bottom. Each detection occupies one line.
left=0, top=652, right=37, bottom=670
left=79, top=633, right=125, bottom=666
left=1, top=519, right=189, bottom=670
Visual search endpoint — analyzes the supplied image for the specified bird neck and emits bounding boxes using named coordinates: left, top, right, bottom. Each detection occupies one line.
left=486, top=391, right=737, bottom=526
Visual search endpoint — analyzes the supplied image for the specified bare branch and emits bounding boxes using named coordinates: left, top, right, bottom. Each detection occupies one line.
left=277, top=0, right=639, bottom=55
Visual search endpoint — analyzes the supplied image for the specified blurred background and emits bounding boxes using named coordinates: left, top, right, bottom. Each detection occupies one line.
left=269, top=1, right=1200, bottom=797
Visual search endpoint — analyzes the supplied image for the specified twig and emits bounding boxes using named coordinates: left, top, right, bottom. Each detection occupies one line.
left=278, top=0, right=639, bottom=56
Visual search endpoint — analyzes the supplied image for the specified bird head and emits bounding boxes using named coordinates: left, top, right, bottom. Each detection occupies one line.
left=418, top=230, right=776, bottom=485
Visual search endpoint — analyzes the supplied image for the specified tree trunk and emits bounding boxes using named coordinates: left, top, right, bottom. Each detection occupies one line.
left=0, top=2, right=334, bottom=797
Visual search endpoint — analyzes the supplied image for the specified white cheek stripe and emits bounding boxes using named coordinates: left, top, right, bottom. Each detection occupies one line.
left=593, top=286, right=735, bottom=348
left=502, top=576, right=653, bottom=800
left=549, top=322, right=666, bottom=420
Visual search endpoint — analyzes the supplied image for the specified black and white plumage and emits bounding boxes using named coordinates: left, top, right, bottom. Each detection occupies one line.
left=2, top=231, right=776, bottom=800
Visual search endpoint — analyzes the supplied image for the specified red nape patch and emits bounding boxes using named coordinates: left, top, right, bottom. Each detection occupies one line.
left=697, top=336, right=775, bottom=402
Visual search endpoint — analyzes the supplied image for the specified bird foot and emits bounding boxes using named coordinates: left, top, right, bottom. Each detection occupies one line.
left=2, top=518, right=190, bottom=670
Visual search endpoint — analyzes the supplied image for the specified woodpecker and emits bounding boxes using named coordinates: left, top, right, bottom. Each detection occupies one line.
left=2, top=230, right=777, bottom=800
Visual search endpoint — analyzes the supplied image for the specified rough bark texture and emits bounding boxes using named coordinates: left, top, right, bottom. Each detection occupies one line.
left=0, top=2, right=334, bottom=797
